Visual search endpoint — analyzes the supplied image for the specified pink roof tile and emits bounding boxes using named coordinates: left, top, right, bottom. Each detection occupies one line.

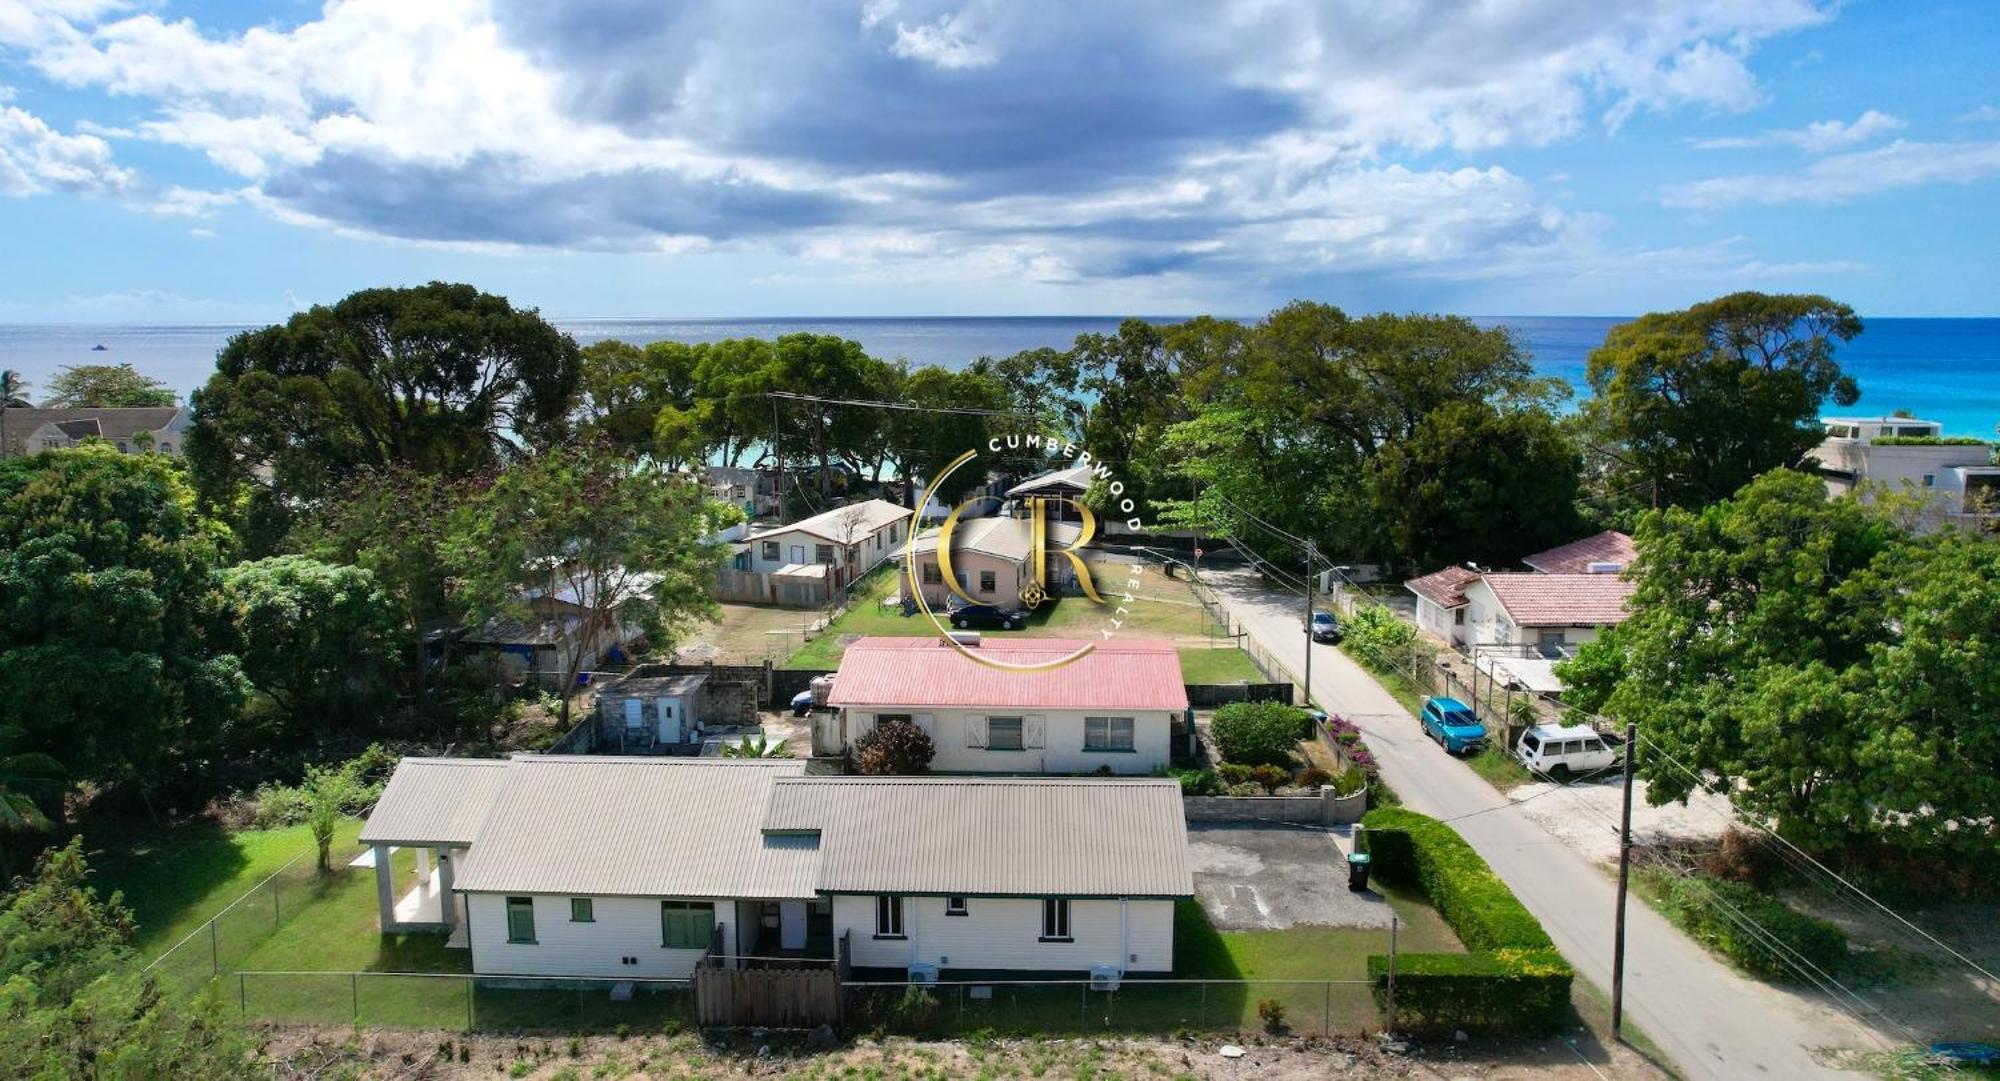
left=1479, top=573, right=1635, bottom=627
left=1405, top=565, right=1480, bottom=608
left=1521, top=530, right=1637, bottom=575
left=829, top=636, right=1189, bottom=712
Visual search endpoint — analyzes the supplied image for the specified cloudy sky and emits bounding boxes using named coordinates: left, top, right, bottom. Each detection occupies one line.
left=1, top=0, right=1996, bottom=321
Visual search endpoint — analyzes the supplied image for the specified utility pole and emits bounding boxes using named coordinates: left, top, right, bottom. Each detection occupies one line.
left=1302, top=541, right=1315, bottom=708
left=770, top=398, right=785, bottom=521
left=1612, top=720, right=1637, bottom=1038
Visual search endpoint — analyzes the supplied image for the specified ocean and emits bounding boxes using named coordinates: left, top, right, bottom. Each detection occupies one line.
left=1, top=315, right=1995, bottom=437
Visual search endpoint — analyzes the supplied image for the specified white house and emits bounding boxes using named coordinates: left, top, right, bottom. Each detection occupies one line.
left=1406, top=530, right=1637, bottom=650
left=0, top=405, right=190, bottom=457
left=905, top=517, right=1083, bottom=607
left=740, top=499, right=910, bottom=589
left=1404, top=565, right=1479, bottom=647
left=1811, top=415, right=1999, bottom=532
left=1462, top=573, right=1634, bottom=659
left=358, top=757, right=1191, bottom=979
left=819, top=636, right=1189, bottom=773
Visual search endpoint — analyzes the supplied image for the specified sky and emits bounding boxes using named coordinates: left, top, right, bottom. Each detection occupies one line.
left=0, top=0, right=1997, bottom=322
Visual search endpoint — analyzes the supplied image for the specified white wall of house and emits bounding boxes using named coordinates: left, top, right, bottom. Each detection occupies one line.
left=1413, top=597, right=1465, bottom=646
left=842, top=707, right=1174, bottom=774
left=745, top=518, right=904, bottom=579
left=463, top=892, right=745, bottom=980
left=833, top=895, right=1174, bottom=973
left=1462, top=582, right=1608, bottom=655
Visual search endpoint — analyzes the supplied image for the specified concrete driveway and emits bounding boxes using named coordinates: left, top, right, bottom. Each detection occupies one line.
left=1187, top=823, right=1396, bottom=930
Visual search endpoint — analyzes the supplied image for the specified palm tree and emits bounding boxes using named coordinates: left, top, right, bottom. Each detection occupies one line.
left=721, top=733, right=790, bottom=758
left=0, top=726, right=65, bottom=881
left=0, top=370, right=30, bottom=408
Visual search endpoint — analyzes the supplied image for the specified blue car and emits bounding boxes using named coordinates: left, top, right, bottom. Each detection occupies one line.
left=1419, top=696, right=1487, bottom=755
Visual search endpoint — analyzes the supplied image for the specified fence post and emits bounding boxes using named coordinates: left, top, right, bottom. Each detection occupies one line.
left=209, top=920, right=218, bottom=979
left=1323, top=980, right=1331, bottom=1035
left=1199, top=982, right=1206, bottom=1029
left=351, top=972, right=359, bottom=1022
left=238, top=972, right=245, bottom=1018
left=1386, top=915, right=1399, bottom=1034
left=465, top=976, right=474, bottom=1031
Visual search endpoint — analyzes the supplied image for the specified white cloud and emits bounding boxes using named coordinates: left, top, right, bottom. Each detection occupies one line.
left=1668, top=139, right=2000, bottom=207
left=0, top=102, right=131, bottom=195
left=1958, top=104, right=2000, bottom=124
left=1692, top=109, right=1905, bottom=152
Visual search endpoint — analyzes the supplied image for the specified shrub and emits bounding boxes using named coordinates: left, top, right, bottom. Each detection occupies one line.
left=1653, top=872, right=1847, bottom=984
left=1295, top=767, right=1332, bottom=789
left=1706, top=828, right=1780, bottom=887
left=1249, top=764, right=1290, bottom=793
left=1331, top=766, right=1368, bottom=797
left=853, top=718, right=936, bottom=775
left=1360, top=806, right=1572, bottom=1034
left=1341, top=606, right=1417, bottom=672
left=1171, top=768, right=1221, bottom=796
left=1211, top=701, right=1310, bottom=766
left=1224, top=782, right=1264, bottom=797
left=1217, top=763, right=1254, bottom=786
left=1255, top=997, right=1287, bottom=1034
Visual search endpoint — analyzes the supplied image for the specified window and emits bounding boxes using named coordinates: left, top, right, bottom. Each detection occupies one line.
left=889, top=523, right=899, bottom=543
left=1521, top=733, right=1541, bottom=753
left=1922, top=474, right=1937, bottom=488
left=979, top=570, right=996, bottom=593
left=874, top=895, right=905, bottom=938
left=987, top=716, right=1024, bottom=751
left=762, top=540, right=780, bottom=562
left=922, top=562, right=943, bottom=585
left=945, top=896, right=968, bottom=916
left=1453, top=608, right=1465, bottom=625
left=1084, top=716, right=1135, bottom=752
left=505, top=897, right=537, bottom=943
left=570, top=898, right=595, bottom=923
left=661, top=901, right=715, bottom=949
left=815, top=543, right=834, bottom=564
left=1040, top=899, right=1071, bottom=942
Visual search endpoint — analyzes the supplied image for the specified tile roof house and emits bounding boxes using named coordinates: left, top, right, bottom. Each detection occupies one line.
left=359, top=756, right=1192, bottom=980
left=0, top=406, right=189, bottom=457
left=1405, top=531, right=1636, bottom=651
left=1519, top=530, right=1637, bottom=575
left=819, top=636, right=1190, bottom=773
left=1403, top=565, right=1481, bottom=646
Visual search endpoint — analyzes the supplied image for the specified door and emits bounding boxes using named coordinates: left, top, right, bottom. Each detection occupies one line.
left=622, top=697, right=644, bottom=732
left=788, top=544, right=806, bottom=564
left=657, top=697, right=681, bottom=742
left=779, top=900, right=807, bottom=950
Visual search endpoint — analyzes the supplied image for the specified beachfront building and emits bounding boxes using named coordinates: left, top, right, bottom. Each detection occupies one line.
left=358, top=756, right=1192, bottom=979
left=0, top=405, right=190, bottom=458
left=1811, top=415, right=1999, bottom=532
left=815, top=636, right=1190, bottom=773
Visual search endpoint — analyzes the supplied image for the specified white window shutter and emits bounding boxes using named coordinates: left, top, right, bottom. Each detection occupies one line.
left=1025, top=714, right=1046, bottom=749
left=856, top=713, right=878, bottom=740
left=966, top=716, right=987, bottom=748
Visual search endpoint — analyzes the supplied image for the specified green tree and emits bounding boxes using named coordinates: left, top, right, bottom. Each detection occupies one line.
left=1366, top=401, right=1582, bottom=571
left=185, top=282, right=584, bottom=551
left=222, top=555, right=400, bottom=737
left=1559, top=470, right=1998, bottom=858
left=579, top=339, right=702, bottom=464
left=1582, top=291, right=1862, bottom=511
left=39, top=363, right=178, bottom=408
left=0, top=839, right=259, bottom=1078
left=890, top=364, right=1015, bottom=506
left=0, top=447, right=245, bottom=795
left=0, top=370, right=29, bottom=408
left=445, top=440, right=737, bottom=721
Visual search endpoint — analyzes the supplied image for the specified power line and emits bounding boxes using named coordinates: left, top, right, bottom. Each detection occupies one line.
left=765, top=390, right=1021, bottom=418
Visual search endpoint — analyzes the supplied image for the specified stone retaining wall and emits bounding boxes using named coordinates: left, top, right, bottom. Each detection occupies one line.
left=1183, top=786, right=1367, bottom=826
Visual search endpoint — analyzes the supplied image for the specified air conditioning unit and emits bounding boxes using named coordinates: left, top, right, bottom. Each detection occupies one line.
left=1585, top=561, right=1624, bottom=574
left=906, top=962, right=939, bottom=986
left=1088, top=964, right=1122, bottom=992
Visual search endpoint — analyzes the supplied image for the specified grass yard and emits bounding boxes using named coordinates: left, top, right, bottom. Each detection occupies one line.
left=1174, top=646, right=1263, bottom=683
left=787, top=560, right=1225, bottom=669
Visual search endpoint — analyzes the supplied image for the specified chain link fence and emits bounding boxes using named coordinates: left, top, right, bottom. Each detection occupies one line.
left=144, top=840, right=366, bottom=998
left=843, top=978, right=1382, bottom=1039
left=229, top=972, right=697, bottom=1033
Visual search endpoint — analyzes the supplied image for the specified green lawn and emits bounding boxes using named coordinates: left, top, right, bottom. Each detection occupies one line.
left=1175, top=647, right=1263, bottom=684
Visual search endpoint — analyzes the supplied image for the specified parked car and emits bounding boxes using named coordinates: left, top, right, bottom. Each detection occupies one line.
left=1308, top=610, right=1343, bottom=643
left=1515, top=723, right=1619, bottom=775
left=788, top=689, right=815, bottom=717
left=1418, top=696, right=1487, bottom=755
left=947, top=602, right=1027, bottom=630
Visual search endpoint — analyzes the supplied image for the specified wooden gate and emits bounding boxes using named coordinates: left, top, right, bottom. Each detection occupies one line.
left=695, top=966, right=840, bottom=1029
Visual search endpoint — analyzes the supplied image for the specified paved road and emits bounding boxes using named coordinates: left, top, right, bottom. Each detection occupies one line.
left=1203, top=569, right=1868, bottom=1080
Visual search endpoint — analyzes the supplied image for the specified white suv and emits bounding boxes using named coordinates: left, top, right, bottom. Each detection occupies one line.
left=1515, top=724, right=1619, bottom=775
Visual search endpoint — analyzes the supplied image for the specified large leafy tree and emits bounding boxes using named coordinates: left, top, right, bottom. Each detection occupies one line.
left=445, top=440, right=737, bottom=720
left=0, top=839, right=257, bottom=1078
left=1366, top=401, right=1582, bottom=571
left=578, top=339, right=701, bottom=464
left=185, top=282, right=584, bottom=551
left=0, top=370, right=30, bottom=408
left=889, top=364, right=1015, bottom=506
left=222, top=555, right=400, bottom=738
left=1582, top=291, right=1862, bottom=513
left=40, top=363, right=177, bottom=408
left=1560, top=470, right=1998, bottom=858
left=0, top=447, right=245, bottom=794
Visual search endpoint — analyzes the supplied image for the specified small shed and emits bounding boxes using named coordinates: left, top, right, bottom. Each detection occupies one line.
left=595, top=673, right=709, bottom=751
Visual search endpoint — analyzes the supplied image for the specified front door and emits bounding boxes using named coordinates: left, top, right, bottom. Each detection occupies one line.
left=788, top=544, right=806, bottom=564
left=657, top=697, right=681, bottom=743
left=779, top=900, right=808, bottom=950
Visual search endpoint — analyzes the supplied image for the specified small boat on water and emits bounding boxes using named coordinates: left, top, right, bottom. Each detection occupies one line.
left=91, top=343, right=108, bottom=351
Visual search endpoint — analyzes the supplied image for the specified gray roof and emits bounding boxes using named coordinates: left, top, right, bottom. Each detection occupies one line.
left=597, top=673, right=706, bottom=699
left=1005, top=464, right=1096, bottom=498
left=746, top=498, right=908, bottom=544
left=762, top=777, right=1193, bottom=899
left=358, top=758, right=512, bottom=846
left=451, top=758, right=819, bottom=900
left=908, top=516, right=1083, bottom=562
left=1, top=406, right=183, bottom=454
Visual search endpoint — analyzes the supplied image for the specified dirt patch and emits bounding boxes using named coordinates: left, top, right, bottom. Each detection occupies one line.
left=260, top=1024, right=1674, bottom=1079
left=675, top=604, right=823, bottom=665
left=1507, top=777, right=1732, bottom=865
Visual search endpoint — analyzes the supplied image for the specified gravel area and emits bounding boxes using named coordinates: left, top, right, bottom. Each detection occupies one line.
left=1506, top=776, right=1733, bottom=865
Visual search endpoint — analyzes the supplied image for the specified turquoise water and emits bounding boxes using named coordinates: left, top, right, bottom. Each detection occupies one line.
left=1, top=315, right=1994, bottom=437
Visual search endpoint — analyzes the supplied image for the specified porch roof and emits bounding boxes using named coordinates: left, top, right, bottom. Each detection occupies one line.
left=358, top=758, right=512, bottom=847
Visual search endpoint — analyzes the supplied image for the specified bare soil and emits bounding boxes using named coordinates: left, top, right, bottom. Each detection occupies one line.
left=261, top=1025, right=1676, bottom=1079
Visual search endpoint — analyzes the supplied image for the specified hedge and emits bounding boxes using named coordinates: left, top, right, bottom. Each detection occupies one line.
left=1361, top=806, right=1572, bottom=1033
left=1652, top=871, right=1848, bottom=984
left=1210, top=701, right=1310, bottom=766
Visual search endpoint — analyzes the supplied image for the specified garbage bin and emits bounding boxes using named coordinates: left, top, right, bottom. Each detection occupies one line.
left=1346, top=851, right=1372, bottom=892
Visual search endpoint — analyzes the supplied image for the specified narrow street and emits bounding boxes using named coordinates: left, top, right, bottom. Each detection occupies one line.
left=1201, top=568, right=1873, bottom=1081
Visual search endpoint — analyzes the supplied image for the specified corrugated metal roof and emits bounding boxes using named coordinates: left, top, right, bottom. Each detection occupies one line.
left=763, top=777, right=1193, bottom=898
left=828, top=636, right=1189, bottom=711
left=1478, top=572, right=1634, bottom=626
left=746, top=499, right=909, bottom=544
left=1521, top=530, right=1637, bottom=575
left=358, top=758, right=512, bottom=846
left=451, top=758, right=821, bottom=900
left=1005, top=464, right=1097, bottom=497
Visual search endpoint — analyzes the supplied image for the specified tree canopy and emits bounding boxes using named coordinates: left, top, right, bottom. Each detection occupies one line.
left=222, top=555, right=400, bottom=739
left=40, top=363, right=178, bottom=408
left=1558, top=469, right=1998, bottom=859
left=1581, top=291, right=1862, bottom=513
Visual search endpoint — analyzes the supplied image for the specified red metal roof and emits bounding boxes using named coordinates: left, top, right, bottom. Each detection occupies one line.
left=1405, top=565, right=1480, bottom=608
left=1521, top=530, right=1637, bottom=575
left=828, top=636, right=1189, bottom=711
